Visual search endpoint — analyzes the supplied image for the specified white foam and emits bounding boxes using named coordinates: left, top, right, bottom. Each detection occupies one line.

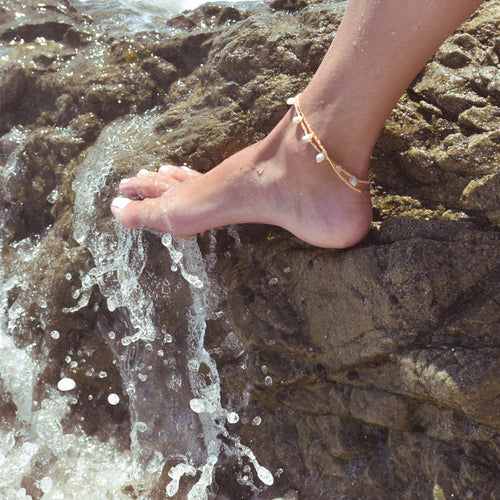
left=124, top=0, right=255, bottom=15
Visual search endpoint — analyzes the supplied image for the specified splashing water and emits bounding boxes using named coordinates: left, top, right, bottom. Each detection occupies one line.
left=73, top=0, right=261, bottom=34
left=0, top=110, right=273, bottom=498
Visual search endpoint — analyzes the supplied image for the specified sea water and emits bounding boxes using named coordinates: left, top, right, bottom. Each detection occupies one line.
left=0, top=110, right=274, bottom=498
left=1, top=0, right=273, bottom=496
left=73, top=0, right=260, bottom=34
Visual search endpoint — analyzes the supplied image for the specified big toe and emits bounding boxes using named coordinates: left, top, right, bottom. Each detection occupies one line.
left=110, top=196, right=171, bottom=232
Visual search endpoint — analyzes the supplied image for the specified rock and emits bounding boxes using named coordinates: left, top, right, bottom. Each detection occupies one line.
left=460, top=172, right=500, bottom=224
left=223, top=219, right=500, bottom=497
left=270, top=0, right=308, bottom=12
left=372, top=3, right=500, bottom=221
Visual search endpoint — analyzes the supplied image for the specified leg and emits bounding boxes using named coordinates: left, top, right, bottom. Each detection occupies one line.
left=111, top=0, right=483, bottom=248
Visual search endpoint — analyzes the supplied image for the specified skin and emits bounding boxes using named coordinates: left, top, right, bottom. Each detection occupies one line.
left=111, top=0, right=484, bottom=249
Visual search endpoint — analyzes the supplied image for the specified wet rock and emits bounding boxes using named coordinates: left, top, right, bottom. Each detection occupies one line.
left=0, top=378, right=17, bottom=429
left=270, top=0, right=308, bottom=12
left=460, top=172, right=500, bottom=224
left=458, top=104, right=500, bottom=131
left=372, top=3, right=500, bottom=222
left=224, top=219, right=500, bottom=497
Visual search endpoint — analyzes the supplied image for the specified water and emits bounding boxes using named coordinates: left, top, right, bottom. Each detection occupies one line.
left=73, top=0, right=261, bottom=34
left=0, top=111, right=273, bottom=498
left=1, top=0, right=274, bottom=496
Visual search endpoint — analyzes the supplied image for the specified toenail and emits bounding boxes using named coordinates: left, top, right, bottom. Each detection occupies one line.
left=111, top=197, right=132, bottom=209
left=180, top=166, right=192, bottom=171
left=137, top=169, right=149, bottom=176
left=120, top=178, right=131, bottom=185
left=159, top=165, right=173, bottom=173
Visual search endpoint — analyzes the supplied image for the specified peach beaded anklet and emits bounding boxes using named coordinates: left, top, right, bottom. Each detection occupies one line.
left=287, top=94, right=371, bottom=194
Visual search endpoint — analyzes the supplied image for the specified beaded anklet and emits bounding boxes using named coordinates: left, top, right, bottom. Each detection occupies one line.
left=287, top=94, right=370, bottom=194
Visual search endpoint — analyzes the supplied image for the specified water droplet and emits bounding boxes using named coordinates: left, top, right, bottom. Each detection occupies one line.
left=255, top=465, right=274, bottom=486
left=190, top=399, right=205, bottom=413
left=108, top=331, right=116, bottom=339
left=65, top=272, right=72, bottom=280
left=74, top=231, right=85, bottom=245
left=108, top=393, right=120, bottom=405
left=46, top=188, right=60, bottom=204
left=58, top=377, right=76, bottom=391
left=264, top=376, right=272, bottom=386
left=268, top=277, right=278, bottom=285
left=22, top=442, right=39, bottom=457
left=50, top=330, right=60, bottom=339
left=98, top=371, right=107, bottom=378
left=252, top=416, right=261, bottom=426
left=39, top=476, right=53, bottom=493
left=227, top=412, right=239, bottom=424
left=189, top=398, right=217, bottom=413
left=39, top=300, right=47, bottom=309
left=136, top=421, right=148, bottom=432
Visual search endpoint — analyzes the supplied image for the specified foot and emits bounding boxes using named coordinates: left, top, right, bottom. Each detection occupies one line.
left=111, top=109, right=372, bottom=249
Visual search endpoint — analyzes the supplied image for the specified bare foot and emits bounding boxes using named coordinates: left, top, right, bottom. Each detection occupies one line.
left=111, top=108, right=372, bottom=249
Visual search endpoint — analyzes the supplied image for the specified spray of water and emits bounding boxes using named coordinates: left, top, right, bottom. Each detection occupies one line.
left=0, top=109, right=274, bottom=498
left=70, top=111, right=273, bottom=497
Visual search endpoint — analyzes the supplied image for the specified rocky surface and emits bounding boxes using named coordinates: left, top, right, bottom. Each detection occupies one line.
left=0, top=0, right=499, bottom=498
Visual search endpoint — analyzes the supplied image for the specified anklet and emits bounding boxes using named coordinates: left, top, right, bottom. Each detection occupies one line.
left=287, top=94, right=370, bottom=194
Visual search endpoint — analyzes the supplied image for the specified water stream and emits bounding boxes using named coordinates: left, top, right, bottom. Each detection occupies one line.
left=0, top=105, right=274, bottom=498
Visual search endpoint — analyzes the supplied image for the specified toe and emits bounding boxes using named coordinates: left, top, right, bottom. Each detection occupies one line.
left=118, top=166, right=201, bottom=198
left=160, top=165, right=202, bottom=181
left=119, top=174, right=176, bottom=198
left=110, top=196, right=171, bottom=232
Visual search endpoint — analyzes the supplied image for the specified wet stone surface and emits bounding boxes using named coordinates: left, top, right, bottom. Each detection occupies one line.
left=0, top=0, right=499, bottom=498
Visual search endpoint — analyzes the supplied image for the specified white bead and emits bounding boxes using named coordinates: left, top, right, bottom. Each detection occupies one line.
left=292, top=116, right=303, bottom=124
left=349, top=176, right=359, bottom=186
left=316, top=152, right=326, bottom=163
left=287, top=97, right=296, bottom=105
left=301, top=133, right=313, bottom=143
left=336, top=165, right=343, bottom=171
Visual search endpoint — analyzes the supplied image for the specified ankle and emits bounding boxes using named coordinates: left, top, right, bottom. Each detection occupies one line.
left=296, top=92, right=374, bottom=180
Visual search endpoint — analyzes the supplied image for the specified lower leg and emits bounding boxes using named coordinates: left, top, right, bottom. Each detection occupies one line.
left=299, top=0, right=485, bottom=178
left=111, top=0, right=483, bottom=248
